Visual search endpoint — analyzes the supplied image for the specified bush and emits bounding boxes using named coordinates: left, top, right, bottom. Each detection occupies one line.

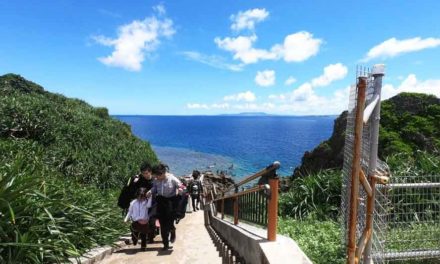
left=280, top=170, right=341, bottom=220
left=0, top=74, right=158, bottom=263
left=0, top=148, right=127, bottom=263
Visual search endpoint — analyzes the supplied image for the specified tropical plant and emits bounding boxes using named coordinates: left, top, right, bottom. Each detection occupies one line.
left=0, top=74, right=158, bottom=263
left=279, top=169, right=341, bottom=220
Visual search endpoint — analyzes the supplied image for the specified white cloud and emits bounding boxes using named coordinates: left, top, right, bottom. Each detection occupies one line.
left=214, top=35, right=277, bottom=64
left=268, top=94, right=286, bottom=101
left=153, top=4, right=166, bottom=15
left=187, top=63, right=351, bottom=114
left=211, top=103, right=230, bottom=109
left=187, top=103, right=209, bottom=109
left=274, top=86, right=350, bottom=115
left=285, top=76, right=297, bottom=86
left=265, top=63, right=351, bottom=114
left=363, top=37, right=440, bottom=61
left=232, top=103, right=259, bottom=110
left=230, top=8, right=269, bottom=32
left=255, top=70, right=275, bottom=87
left=181, top=51, right=244, bottom=71
left=290, top=83, right=314, bottom=101
left=277, top=31, right=322, bottom=62
left=93, top=7, right=175, bottom=71
left=187, top=85, right=350, bottom=115
left=215, top=31, right=322, bottom=64
left=223, top=91, right=256, bottom=102
left=311, top=63, right=348, bottom=87
left=382, top=74, right=440, bottom=100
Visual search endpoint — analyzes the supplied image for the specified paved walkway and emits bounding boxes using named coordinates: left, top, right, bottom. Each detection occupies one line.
left=98, top=210, right=221, bottom=264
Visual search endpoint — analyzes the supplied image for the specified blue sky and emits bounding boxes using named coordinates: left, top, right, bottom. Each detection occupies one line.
left=1, top=0, right=439, bottom=115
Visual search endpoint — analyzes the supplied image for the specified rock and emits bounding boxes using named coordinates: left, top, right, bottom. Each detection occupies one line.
left=292, top=92, right=440, bottom=177
left=201, top=170, right=235, bottom=195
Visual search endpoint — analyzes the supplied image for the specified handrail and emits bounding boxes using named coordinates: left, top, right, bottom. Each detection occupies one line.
left=227, top=161, right=280, bottom=193
left=210, top=161, right=280, bottom=241
left=214, top=185, right=268, bottom=201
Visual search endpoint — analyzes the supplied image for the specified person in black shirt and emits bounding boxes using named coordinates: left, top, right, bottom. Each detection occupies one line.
left=118, top=161, right=156, bottom=244
left=189, top=170, right=203, bottom=211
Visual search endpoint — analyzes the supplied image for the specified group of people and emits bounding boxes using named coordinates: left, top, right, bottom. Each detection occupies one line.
left=118, top=161, right=204, bottom=251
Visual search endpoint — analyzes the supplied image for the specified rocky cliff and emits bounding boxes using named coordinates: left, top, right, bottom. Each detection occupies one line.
left=293, top=92, right=440, bottom=177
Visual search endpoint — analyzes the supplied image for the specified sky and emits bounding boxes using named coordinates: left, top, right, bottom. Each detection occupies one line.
left=1, top=0, right=439, bottom=115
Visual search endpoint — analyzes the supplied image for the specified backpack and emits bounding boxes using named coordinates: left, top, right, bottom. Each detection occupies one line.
left=117, top=175, right=138, bottom=209
left=117, top=185, right=132, bottom=209
left=191, top=180, right=200, bottom=195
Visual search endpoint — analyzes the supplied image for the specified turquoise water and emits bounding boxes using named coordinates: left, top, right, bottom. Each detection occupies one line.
left=115, top=115, right=335, bottom=180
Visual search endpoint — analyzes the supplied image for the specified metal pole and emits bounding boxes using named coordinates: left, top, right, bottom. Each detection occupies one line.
left=364, top=64, right=385, bottom=264
left=347, top=77, right=367, bottom=264
left=267, top=177, right=279, bottom=241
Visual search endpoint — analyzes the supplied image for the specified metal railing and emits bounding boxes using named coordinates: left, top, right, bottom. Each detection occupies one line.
left=376, top=174, right=440, bottom=261
left=210, top=161, right=281, bottom=241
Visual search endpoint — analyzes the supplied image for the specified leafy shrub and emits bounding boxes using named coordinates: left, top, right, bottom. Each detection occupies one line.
left=280, top=170, right=341, bottom=220
left=0, top=74, right=158, bottom=263
left=0, top=146, right=127, bottom=263
left=0, top=74, right=158, bottom=189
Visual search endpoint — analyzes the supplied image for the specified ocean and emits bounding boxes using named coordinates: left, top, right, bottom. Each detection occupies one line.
left=114, top=115, right=335, bottom=180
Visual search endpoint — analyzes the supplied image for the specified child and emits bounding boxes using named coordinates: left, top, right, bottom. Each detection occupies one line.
left=124, top=187, right=152, bottom=251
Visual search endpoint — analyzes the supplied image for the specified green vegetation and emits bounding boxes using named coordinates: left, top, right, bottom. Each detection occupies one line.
left=279, top=169, right=341, bottom=220
left=294, top=92, right=439, bottom=177
left=380, top=93, right=440, bottom=157
left=282, top=92, right=440, bottom=263
left=278, top=169, right=344, bottom=264
left=278, top=217, right=344, bottom=264
left=0, top=74, right=158, bottom=263
left=279, top=152, right=440, bottom=264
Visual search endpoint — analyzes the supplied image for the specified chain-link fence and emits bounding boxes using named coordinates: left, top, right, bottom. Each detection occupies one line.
left=342, top=66, right=440, bottom=263
left=341, top=66, right=389, bottom=264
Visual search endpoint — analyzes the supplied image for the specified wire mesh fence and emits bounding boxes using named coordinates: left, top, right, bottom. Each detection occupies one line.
left=341, top=68, right=373, bottom=244
left=342, top=66, right=440, bottom=263
left=378, top=175, right=440, bottom=261
left=341, top=66, right=389, bottom=263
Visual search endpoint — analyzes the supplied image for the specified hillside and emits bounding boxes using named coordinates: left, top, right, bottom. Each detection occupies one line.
left=293, top=92, right=440, bottom=177
left=0, top=74, right=158, bottom=262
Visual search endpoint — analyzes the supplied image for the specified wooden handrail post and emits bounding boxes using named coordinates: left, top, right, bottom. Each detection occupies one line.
left=233, top=197, right=239, bottom=225
left=221, top=192, right=225, bottom=220
left=347, top=77, right=367, bottom=264
left=267, top=177, right=279, bottom=241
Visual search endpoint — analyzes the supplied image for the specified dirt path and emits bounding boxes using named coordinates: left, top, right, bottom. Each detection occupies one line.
left=98, top=210, right=221, bottom=264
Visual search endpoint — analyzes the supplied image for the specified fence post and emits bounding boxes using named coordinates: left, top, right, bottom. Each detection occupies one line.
left=364, top=64, right=385, bottom=264
left=267, top=176, right=279, bottom=241
left=221, top=192, right=225, bottom=220
left=347, top=77, right=367, bottom=264
left=234, top=185, right=239, bottom=225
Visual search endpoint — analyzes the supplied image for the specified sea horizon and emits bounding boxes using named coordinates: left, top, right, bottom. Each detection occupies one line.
left=112, top=113, right=339, bottom=117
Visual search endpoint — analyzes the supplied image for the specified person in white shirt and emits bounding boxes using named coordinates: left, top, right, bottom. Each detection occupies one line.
left=124, top=187, right=152, bottom=251
left=147, top=163, right=183, bottom=250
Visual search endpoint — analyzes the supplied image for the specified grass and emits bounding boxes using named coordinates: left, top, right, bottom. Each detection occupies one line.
left=278, top=217, right=344, bottom=264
